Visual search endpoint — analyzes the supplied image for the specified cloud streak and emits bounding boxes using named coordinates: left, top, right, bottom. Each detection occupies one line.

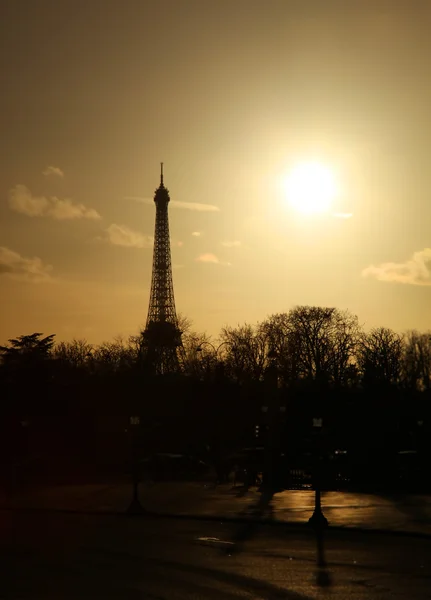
left=362, top=248, right=431, bottom=286
left=196, top=253, right=220, bottom=264
left=8, top=185, right=101, bottom=220
left=0, top=246, right=53, bottom=283
left=172, top=200, right=219, bottom=212
left=104, top=224, right=153, bottom=248
left=43, top=165, right=64, bottom=177
left=195, top=253, right=231, bottom=266
left=126, top=196, right=219, bottom=212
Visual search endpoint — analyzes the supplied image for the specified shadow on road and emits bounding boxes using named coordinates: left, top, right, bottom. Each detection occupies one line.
left=314, top=526, right=333, bottom=587
left=227, top=488, right=333, bottom=589
left=5, top=545, right=317, bottom=600
left=113, top=552, right=316, bottom=600
left=227, top=488, right=275, bottom=551
left=160, top=555, right=314, bottom=599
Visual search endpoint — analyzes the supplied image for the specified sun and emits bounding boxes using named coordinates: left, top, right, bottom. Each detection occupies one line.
left=283, top=161, right=337, bottom=215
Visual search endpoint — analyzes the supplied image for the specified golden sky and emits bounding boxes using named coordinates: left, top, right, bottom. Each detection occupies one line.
left=1, top=0, right=430, bottom=345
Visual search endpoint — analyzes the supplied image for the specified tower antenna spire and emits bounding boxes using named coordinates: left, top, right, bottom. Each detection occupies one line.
left=160, top=162, right=164, bottom=186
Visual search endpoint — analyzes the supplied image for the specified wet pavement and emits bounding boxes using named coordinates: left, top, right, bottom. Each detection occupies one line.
left=2, top=481, right=431, bottom=536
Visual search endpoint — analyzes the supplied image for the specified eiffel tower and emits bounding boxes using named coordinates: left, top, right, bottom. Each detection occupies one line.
left=143, top=164, right=182, bottom=374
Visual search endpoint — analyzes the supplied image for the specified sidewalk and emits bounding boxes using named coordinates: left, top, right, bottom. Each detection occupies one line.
left=2, top=481, right=431, bottom=536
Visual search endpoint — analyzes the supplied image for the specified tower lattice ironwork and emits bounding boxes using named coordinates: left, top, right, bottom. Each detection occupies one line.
left=143, top=164, right=182, bottom=374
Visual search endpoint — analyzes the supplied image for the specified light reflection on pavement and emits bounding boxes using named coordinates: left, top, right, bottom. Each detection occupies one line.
left=2, top=481, right=431, bottom=535
left=200, top=486, right=431, bottom=534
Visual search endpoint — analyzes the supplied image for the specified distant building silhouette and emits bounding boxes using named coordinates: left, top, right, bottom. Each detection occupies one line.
left=143, top=164, right=182, bottom=373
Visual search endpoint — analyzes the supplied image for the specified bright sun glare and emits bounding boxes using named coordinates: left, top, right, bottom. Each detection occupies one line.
left=283, top=162, right=337, bottom=215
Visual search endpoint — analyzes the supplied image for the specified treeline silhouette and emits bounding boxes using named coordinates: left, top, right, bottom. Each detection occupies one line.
left=1, top=306, right=430, bottom=490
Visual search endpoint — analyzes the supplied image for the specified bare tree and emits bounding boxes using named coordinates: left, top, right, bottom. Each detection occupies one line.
left=219, top=324, right=270, bottom=383
left=357, top=327, right=404, bottom=387
left=177, top=313, right=193, bottom=337
left=259, top=313, right=299, bottom=385
left=92, top=336, right=138, bottom=373
left=402, top=330, right=431, bottom=391
left=54, top=339, right=93, bottom=369
left=261, top=307, right=360, bottom=387
left=179, top=315, right=213, bottom=377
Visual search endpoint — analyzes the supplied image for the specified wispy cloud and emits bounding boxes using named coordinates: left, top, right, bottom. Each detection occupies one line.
left=0, top=246, right=53, bottom=283
left=195, top=253, right=231, bottom=266
left=362, top=248, right=431, bottom=286
left=103, top=224, right=153, bottom=248
left=43, top=165, right=64, bottom=177
left=48, top=199, right=100, bottom=220
left=8, top=185, right=101, bottom=220
left=196, top=253, right=220, bottom=264
left=126, top=196, right=220, bottom=212
left=333, top=212, right=353, bottom=219
left=192, top=231, right=202, bottom=237
left=221, top=240, right=241, bottom=247
left=172, top=201, right=219, bottom=212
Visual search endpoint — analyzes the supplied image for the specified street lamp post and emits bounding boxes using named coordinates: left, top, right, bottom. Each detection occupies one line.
left=127, top=415, right=145, bottom=515
left=196, top=341, right=232, bottom=361
left=195, top=341, right=216, bottom=378
left=308, top=417, right=329, bottom=530
left=196, top=341, right=234, bottom=380
left=260, top=349, right=286, bottom=492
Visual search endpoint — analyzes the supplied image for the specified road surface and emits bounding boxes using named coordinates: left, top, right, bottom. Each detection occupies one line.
left=2, top=510, right=431, bottom=599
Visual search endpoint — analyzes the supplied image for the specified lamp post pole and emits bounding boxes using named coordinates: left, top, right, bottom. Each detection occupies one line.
left=261, top=349, right=283, bottom=493
left=308, top=417, right=328, bottom=530
left=127, top=415, right=145, bottom=515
